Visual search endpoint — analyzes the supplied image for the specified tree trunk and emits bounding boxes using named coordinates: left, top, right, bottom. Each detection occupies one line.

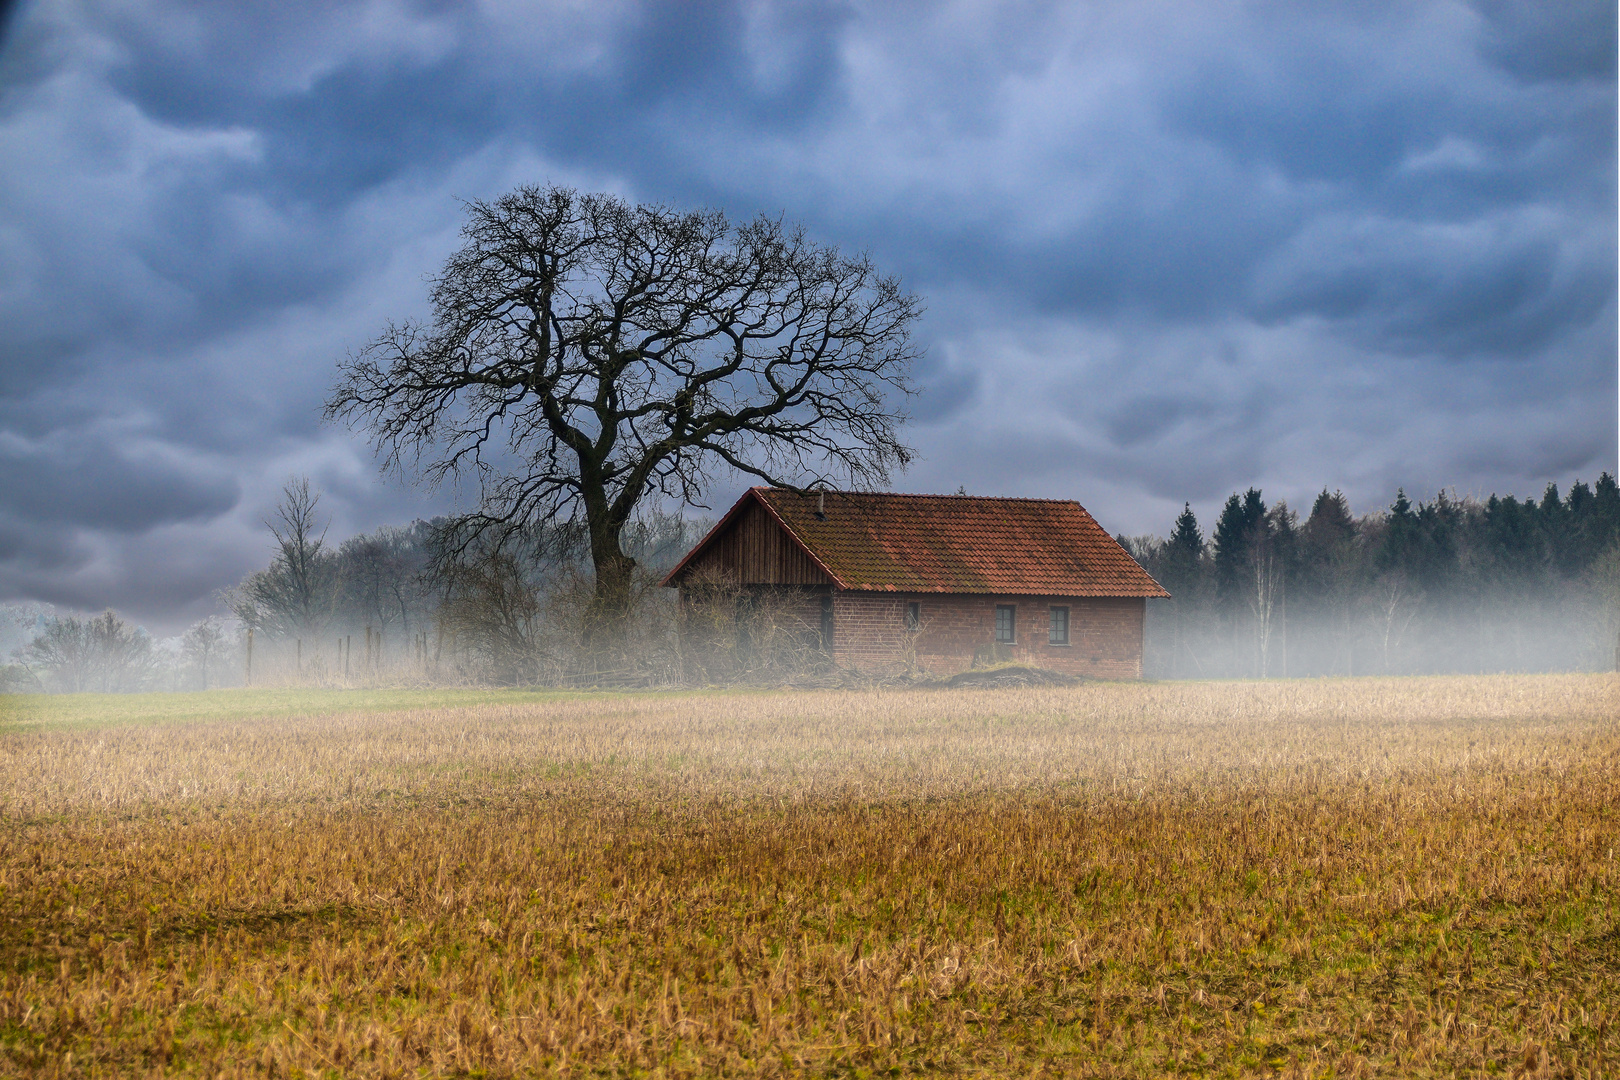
left=590, top=546, right=636, bottom=622
left=585, top=510, right=637, bottom=652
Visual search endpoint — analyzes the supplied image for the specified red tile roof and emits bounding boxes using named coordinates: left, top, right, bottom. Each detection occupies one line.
left=664, top=488, right=1169, bottom=597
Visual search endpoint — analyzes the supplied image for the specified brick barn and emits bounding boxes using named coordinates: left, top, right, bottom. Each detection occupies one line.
left=661, top=488, right=1169, bottom=678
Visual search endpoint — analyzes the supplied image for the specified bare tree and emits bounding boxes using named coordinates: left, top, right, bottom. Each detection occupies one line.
left=1251, top=537, right=1279, bottom=678
left=20, top=616, right=95, bottom=692
left=435, top=547, right=548, bottom=684
left=182, top=617, right=228, bottom=690
left=230, top=478, right=337, bottom=640
left=1374, top=573, right=1421, bottom=674
left=327, top=184, right=921, bottom=638
left=23, top=610, right=155, bottom=693
left=1249, top=502, right=1295, bottom=678
left=675, top=572, right=828, bottom=685
left=338, top=524, right=430, bottom=638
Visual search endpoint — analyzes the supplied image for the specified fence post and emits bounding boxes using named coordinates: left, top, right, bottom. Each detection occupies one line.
left=245, top=628, right=253, bottom=687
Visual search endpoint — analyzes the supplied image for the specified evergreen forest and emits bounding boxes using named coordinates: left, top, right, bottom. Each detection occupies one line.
left=1120, top=474, right=1620, bottom=678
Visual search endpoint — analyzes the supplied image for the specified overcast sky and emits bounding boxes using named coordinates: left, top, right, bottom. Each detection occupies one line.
left=0, top=0, right=1614, bottom=632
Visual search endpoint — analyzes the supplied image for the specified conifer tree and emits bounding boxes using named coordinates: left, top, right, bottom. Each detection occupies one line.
left=1161, top=503, right=1205, bottom=677
left=1165, top=504, right=1203, bottom=586
left=1212, top=489, right=1266, bottom=607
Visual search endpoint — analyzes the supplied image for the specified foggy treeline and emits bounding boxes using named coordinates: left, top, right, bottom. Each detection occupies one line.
left=217, top=479, right=710, bottom=687
left=2, top=479, right=710, bottom=693
left=7, top=473, right=1619, bottom=692
left=1121, top=475, right=1620, bottom=678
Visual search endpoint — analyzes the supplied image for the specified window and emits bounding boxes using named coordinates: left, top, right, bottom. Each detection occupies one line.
left=820, top=594, right=834, bottom=651
left=994, top=604, right=1016, bottom=643
left=905, top=602, right=920, bottom=631
left=1049, top=606, right=1070, bottom=645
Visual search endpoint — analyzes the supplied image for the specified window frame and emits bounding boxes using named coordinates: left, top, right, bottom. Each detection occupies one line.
left=904, top=601, right=920, bottom=632
left=1049, top=605, right=1070, bottom=646
left=994, top=604, right=1016, bottom=644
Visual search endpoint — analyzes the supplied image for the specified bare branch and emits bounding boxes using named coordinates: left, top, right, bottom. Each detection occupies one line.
left=327, top=184, right=923, bottom=628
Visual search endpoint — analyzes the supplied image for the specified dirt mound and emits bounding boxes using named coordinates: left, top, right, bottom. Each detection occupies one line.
left=943, top=665, right=1082, bottom=689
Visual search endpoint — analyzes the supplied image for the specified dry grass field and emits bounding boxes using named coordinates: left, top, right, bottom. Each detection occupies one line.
left=0, top=674, right=1616, bottom=1078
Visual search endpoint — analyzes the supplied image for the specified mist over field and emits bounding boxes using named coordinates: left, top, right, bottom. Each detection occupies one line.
left=1125, top=477, right=1620, bottom=679
left=4, top=469, right=1616, bottom=693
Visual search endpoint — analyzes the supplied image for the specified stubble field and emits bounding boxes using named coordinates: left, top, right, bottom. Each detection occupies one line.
left=0, top=674, right=1616, bottom=1078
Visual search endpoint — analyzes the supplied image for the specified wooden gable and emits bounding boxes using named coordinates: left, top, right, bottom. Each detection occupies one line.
left=672, top=495, right=833, bottom=586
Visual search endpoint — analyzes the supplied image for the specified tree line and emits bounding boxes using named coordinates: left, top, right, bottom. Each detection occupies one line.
left=2, top=604, right=233, bottom=693
left=7, top=471, right=1616, bottom=692
left=217, top=479, right=706, bottom=687
left=4, top=477, right=713, bottom=692
left=1121, top=474, right=1620, bottom=678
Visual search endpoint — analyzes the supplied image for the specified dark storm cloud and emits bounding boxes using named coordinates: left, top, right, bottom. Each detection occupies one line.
left=0, top=428, right=238, bottom=531
left=0, top=0, right=25, bottom=53
left=94, top=0, right=849, bottom=203
left=1249, top=209, right=1614, bottom=356
left=0, top=0, right=1612, bottom=630
left=1473, top=0, right=1617, bottom=84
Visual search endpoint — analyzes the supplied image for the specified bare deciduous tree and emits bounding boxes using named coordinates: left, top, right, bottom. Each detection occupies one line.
left=338, top=524, right=430, bottom=639
left=1249, top=502, right=1295, bottom=678
left=182, top=617, right=228, bottom=690
left=23, top=610, right=155, bottom=693
left=1373, top=573, right=1421, bottom=674
left=327, top=184, right=922, bottom=638
left=230, top=478, right=337, bottom=640
left=674, top=572, right=828, bottom=686
left=435, top=548, right=548, bottom=685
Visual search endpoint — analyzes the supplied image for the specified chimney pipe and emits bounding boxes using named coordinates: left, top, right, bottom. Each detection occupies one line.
left=816, top=490, right=826, bottom=520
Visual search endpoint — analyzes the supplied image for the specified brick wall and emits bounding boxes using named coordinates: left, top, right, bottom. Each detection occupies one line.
left=830, top=591, right=1144, bottom=679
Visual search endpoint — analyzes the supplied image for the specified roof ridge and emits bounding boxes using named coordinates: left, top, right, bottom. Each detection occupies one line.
left=761, top=487, right=1081, bottom=505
